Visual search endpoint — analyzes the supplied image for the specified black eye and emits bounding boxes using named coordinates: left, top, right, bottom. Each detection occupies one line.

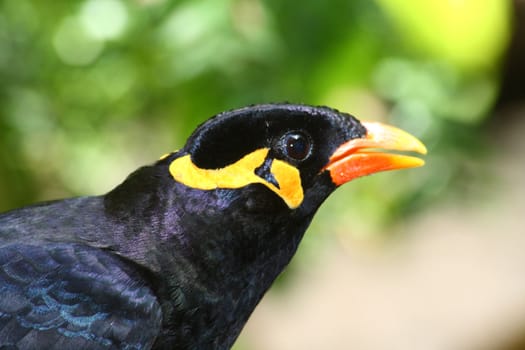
left=282, top=132, right=312, bottom=161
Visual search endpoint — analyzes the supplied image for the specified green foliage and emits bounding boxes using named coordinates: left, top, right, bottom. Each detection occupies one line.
left=0, top=0, right=511, bottom=232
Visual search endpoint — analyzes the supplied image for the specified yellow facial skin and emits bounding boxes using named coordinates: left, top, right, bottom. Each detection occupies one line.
left=169, top=148, right=304, bottom=209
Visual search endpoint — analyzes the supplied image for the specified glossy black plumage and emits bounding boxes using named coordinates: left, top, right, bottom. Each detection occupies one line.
left=0, top=243, right=160, bottom=349
left=0, top=104, right=367, bottom=349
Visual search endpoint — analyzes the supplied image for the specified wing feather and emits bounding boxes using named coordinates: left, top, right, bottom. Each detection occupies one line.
left=0, top=244, right=162, bottom=349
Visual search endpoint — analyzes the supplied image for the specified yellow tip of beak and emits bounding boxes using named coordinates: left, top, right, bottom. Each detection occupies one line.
left=362, top=122, right=427, bottom=155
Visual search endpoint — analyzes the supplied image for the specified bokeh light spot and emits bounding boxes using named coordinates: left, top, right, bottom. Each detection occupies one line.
left=80, top=0, right=128, bottom=40
left=53, top=16, right=103, bottom=66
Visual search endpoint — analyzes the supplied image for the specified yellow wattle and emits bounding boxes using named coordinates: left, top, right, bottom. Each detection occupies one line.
left=169, top=148, right=304, bottom=209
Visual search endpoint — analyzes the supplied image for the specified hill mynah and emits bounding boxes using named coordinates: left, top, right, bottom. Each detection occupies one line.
left=0, top=104, right=426, bottom=349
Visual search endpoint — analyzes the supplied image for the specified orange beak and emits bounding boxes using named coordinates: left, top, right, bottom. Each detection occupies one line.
left=325, top=122, right=427, bottom=186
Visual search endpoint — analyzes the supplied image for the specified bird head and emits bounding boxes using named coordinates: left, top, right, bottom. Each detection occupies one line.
left=102, top=104, right=426, bottom=346
left=165, top=104, right=426, bottom=216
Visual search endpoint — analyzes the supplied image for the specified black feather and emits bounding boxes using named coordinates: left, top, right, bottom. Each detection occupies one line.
left=0, top=104, right=366, bottom=349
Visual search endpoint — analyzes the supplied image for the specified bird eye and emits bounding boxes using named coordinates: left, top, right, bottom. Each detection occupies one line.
left=281, top=132, right=312, bottom=161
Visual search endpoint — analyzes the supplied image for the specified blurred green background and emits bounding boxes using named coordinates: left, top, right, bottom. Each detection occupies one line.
left=2, top=0, right=524, bottom=349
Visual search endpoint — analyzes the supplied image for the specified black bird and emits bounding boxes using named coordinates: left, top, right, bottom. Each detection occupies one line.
left=0, top=104, right=426, bottom=349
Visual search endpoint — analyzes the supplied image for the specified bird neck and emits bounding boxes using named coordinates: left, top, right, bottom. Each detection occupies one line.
left=105, top=167, right=314, bottom=347
left=154, top=184, right=313, bottom=348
